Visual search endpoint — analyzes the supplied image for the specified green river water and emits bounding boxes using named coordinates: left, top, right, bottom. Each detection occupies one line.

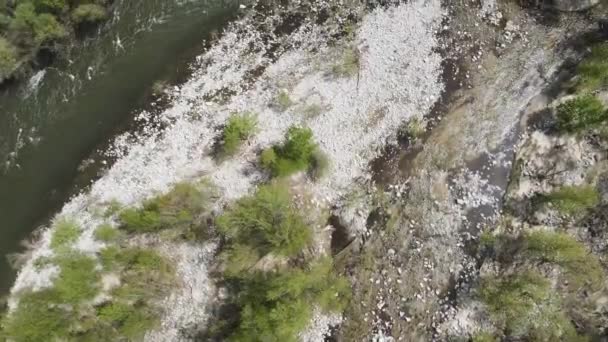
left=0, top=0, right=238, bottom=295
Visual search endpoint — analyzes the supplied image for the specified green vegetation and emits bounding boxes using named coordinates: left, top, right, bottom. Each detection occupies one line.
left=54, top=252, right=99, bottom=304
left=119, top=181, right=214, bottom=233
left=542, top=185, right=600, bottom=216
left=71, top=4, right=108, bottom=24
left=309, top=149, right=330, bottom=181
left=94, top=223, right=120, bottom=242
left=556, top=95, right=607, bottom=133
left=50, top=219, right=81, bottom=251
left=261, top=126, right=324, bottom=178
left=227, top=258, right=350, bottom=341
left=2, top=289, right=73, bottom=341
left=577, top=43, right=608, bottom=91
left=0, top=0, right=111, bottom=82
left=97, top=302, right=157, bottom=340
left=332, top=46, right=359, bottom=77
left=217, top=183, right=311, bottom=259
left=523, top=230, right=602, bottom=288
left=472, top=332, right=498, bottom=342
left=302, top=103, right=324, bottom=119
left=405, top=117, right=426, bottom=139
left=479, top=271, right=584, bottom=340
left=0, top=37, right=17, bottom=80
left=218, top=112, right=258, bottom=158
left=274, top=90, right=293, bottom=111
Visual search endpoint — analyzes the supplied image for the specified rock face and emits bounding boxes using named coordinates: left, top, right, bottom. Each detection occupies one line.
left=550, top=0, right=599, bottom=12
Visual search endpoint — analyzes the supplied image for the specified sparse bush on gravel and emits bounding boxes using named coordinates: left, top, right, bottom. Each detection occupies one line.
left=119, top=181, right=214, bottom=233
left=274, top=90, right=293, bottom=111
left=556, top=95, right=607, bottom=133
left=226, top=257, right=351, bottom=342
left=331, top=46, right=359, bottom=77
left=217, top=183, right=311, bottom=258
left=261, top=126, right=325, bottom=179
left=577, top=43, right=608, bottom=91
left=217, top=112, right=258, bottom=158
left=542, top=184, right=600, bottom=216
left=50, top=219, right=81, bottom=252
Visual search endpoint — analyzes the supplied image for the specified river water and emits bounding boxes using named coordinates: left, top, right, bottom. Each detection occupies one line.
left=0, top=0, right=238, bottom=295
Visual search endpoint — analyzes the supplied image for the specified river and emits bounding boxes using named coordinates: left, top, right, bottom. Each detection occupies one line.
left=0, top=0, right=238, bottom=295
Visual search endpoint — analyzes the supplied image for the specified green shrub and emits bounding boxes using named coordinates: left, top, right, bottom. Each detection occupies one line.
left=31, top=13, right=66, bottom=44
left=54, top=253, right=99, bottom=304
left=0, top=37, right=17, bottom=80
left=577, top=43, right=608, bottom=91
left=405, top=117, right=426, bottom=139
left=261, top=126, right=320, bottom=178
left=119, top=181, right=213, bottom=233
left=50, top=219, right=81, bottom=251
left=556, top=95, right=607, bottom=133
left=33, top=0, right=67, bottom=13
left=228, top=258, right=351, bottom=341
left=332, top=46, right=359, bottom=77
left=217, top=183, right=311, bottom=257
left=542, top=185, right=600, bottom=215
left=523, top=230, right=602, bottom=288
left=274, top=90, right=293, bottom=111
left=2, top=290, right=73, bottom=341
left=472, top=332, right=498, bottom=342
left=221, top=243, right=260, bottom=276
left=94, top=223, right=120, bottom=242
left=480, top=271, right=551, bottom=334
left=97, top=302, right=157, bottom=340
left=218, top=112, right=258, bottom=157
left=71, top=4, right=108, bottom=24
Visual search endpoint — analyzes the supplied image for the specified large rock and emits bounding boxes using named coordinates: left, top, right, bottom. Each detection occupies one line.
left=550, top=0, right=599, bottom=12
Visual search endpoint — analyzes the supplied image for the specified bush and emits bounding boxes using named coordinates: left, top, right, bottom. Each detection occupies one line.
left=480, top=271, right=551, bottom=334
left=50, top=219, right=81, bottom=251
left=32, top=13, right=66, bottom=44
left=2, top=290, right=73, bottom=341
left=33, top=0, right=67, bottom=13
left=94, top=223, right=120, bottom=242
left=523, top=231, right=602, bottom=288
left=274, top=90, right=293, bottom=111
left=71, top=4, right=107, bottom=24
left=218, top=112, right=258, bottom=158
left=556, top=95, right=607, bottom=133
left=11, top=3, right=66, bottom=45
left=227, top=258, right=351, bottom=341
left=54, top=253, right=99, bottom=304
left=577, top=43, right=608, bottom=91
left=542, top=185, right=600, bottom=215
left=261, top=126, right=320, bottom=178
left=217, top=183, right=311, bottom=257
left=119, top=181, right=213, bottom=233
left=332, top=46, right=359, bottom=77
left=0, top=37, right=17, bottom=80
left=97, top=302, right=157, bottom=340
left=472, top=332, right=498, bottom=342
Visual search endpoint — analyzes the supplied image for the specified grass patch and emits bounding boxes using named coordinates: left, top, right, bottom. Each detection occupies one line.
left=523, top=230, right=602, bottom=288
left=404, top=117, right=426, bottom=139
left=274, top=90, right=293, bottom=111
left=119, top=181, right=214, bottom=233
left=577, top=43, right=608, bottom=91
left=541, top=185, right=600, bottom=216
left=217, top=112, right=258, bottom=158
left=226, top=258, right=351, bottom=341
left=94, top=224, right=120, bottom=243
left=54, top=253, right=99, bottom=304
left=555, top=95, right=607, bottom=133
left=261, top=126, right=324, bottom=178
left=50, top=219, right=81, bottom=252
left=2, top=289, right=74, bottom=341
left=331, top=46, right=360, bottom=78
left=217, top=183, right=311, bottom=258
